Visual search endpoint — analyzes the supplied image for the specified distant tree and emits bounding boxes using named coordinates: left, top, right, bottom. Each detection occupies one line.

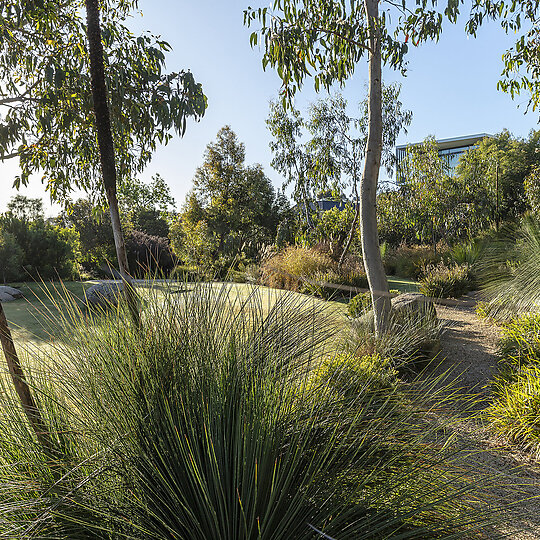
left=59, top=198, right=116, bottom=273
left=170, top=219, right=218, bottom=271
left=307, top=87, right=411, bottom=265
left=456, top=131, right=530, bottom=224
left=118, top=174, right=176, bottom=236
left=266, top=101, right=316, bottom=228
left=1, top=196, right=80, bottom=280
left=0, top=231, right=23, bottom=283
left=397, top=138, right=461, bottom=249
left=192, top=126, right=287, bottom=260
left=525, top=164, right=540, bottom=219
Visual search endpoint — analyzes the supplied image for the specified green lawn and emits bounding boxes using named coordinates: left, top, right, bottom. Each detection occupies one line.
left=3, top=281, right=347, bottom=347
left=2, top=277, right=417, bottom=351
left=387, top=276, right=419, bottom=293
left=2, top=281, right=93, bottom=348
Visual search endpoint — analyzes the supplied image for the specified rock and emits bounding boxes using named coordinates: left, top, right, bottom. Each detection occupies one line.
left=391, top=292, right=437, bottom=322
left=85, top=282, right=124, bottom=309
left=0, top=286, right=23, bottom=302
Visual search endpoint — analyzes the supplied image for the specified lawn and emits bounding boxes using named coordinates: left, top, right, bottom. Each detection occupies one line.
left=2, top=280, right=348, bottom=348
left=2, top=277, right=418, bottom=352
left=387, top=276, right=419, bottom=293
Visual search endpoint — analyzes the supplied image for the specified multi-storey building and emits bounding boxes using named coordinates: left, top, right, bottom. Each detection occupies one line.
left=395, top=133, right=491, bottom=177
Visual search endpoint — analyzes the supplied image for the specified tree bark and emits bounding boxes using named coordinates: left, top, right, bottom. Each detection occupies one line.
left=0, top=301, right=54, bottom=453
left=361, top=0, right=391, bottom=335
left=85, top=0, right=139, bottom=324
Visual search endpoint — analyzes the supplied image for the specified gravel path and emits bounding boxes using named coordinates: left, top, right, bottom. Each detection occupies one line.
left=431, top=295, right=540, bottom=539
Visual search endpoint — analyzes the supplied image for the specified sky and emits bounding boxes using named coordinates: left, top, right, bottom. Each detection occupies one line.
left=1, top=0, right=538, bottom=215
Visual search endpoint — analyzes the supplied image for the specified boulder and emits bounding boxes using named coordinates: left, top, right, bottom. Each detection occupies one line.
left=0, top=286, right=23, bottom=302
left=85, top=282, right=124, bottom=309
left=391, top=292, right=437, bottom=322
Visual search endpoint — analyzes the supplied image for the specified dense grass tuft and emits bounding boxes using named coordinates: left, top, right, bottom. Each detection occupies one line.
left=0, top=282, right=507, bottom=538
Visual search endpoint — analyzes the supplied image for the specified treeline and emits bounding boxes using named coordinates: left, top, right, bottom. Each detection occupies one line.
left=378, top=129, right=540, bottom=248
left=0, top=127, right=291, bottom=283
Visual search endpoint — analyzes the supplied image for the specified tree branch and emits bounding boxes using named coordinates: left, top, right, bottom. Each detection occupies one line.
left=310, top=24, right=374, bottom=54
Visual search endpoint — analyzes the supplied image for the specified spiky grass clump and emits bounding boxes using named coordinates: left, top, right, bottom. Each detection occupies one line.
left=0, top=282, right=504, bottom=538
left=346, top=301, right=442, bottom=371
left=487, top=313, right=540, bottom=455
left=478, top=214, right=540, bottom=317
left=419, top=262, right=473, bottom=299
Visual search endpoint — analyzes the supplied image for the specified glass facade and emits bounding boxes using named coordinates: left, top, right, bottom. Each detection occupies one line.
left=438, top=146, right=471, bottom=175
left=395, top=135, right=490, bottom=181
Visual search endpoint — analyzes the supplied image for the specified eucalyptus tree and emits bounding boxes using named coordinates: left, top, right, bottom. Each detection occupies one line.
left=307, top=85, right=410, bottom=267
left=245, top=0, right=444, bottom=333
left=0, top=0, right=206, bottom=286
left=267, top=100, right=316, bottom=228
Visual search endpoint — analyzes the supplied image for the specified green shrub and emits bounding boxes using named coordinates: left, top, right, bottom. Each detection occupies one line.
left=311, top=353, right=398, bottom=398
left=170, top=264, right=211, bottom=281
left=498, top=313, right=540, bottom=382
left=383, top=244, right=443, bottom=279
left=488, top=365, right=540, bottom=456
left=419, top=262, right=473, bottom=298
left=260, top=245, right=335, bottom=291
left=0, top=230, right=23, bottom=283
left=487, top=313, right=540, bottom=455
left=261, top=246, right=367, bottom=298
left=0, top=283, right=504, bottom=538
left=448, top=239, right=483, bottom=267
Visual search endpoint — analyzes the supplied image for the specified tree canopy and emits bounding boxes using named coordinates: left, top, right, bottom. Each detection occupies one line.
left=0, top=0, right=206, bottom=201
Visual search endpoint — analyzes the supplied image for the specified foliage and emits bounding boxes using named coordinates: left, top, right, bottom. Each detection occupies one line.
left=487, top=314, right=540, bottom=456
left=245, top=1, right=452, bottom=99
left=524, top=163, right=540, bottom=218
left=395, top=138, right=485, bottom=245
left=0, top=0, right=206, bottom=201
left=0, top=282, right=506, bottom=537
left=488, top=364, right=540, bottom=457
left=125, top=230, right=175, bottom=277
left=189, top=126, right=289, bottom=264
left=455, top=130, right=534, bottom=223
left=260, top=246, right=336, bottom=292
left=310, top=353, right=398, bottom=398
left=498, top=313, right=540, bottom=379
left=346, top=299, right=442, bottom=370
left=170, top=218, right=218, bottom=272
left=478, top=214, right=540, bottom=315
left=58, top=198, right=116, bottom=274
left=260, top=245, right=367, bottom=297
left=0, top=230, right=23, bottom=283
left=448, top=239, right=484, bottom=267
left=308, top=204, right=356, bottom=259
left=419, top=262, right=473, bottom=299
left=268, top=87, right=411, bottom=246
left=1, top=196, right=80, bottom=280
left=118, top=174, right=175, bottom=236
left=383, top=243, right=442, bottom=279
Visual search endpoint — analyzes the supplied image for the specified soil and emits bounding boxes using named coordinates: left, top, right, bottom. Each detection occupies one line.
left=431, top=293, right=540, bottom=539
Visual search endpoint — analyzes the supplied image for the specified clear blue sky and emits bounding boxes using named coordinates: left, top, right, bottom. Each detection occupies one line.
left=1, top=0, right=538, bottom=214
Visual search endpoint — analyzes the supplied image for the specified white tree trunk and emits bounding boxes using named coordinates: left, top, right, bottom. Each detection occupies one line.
left=361, top=0, right=391, bottom=335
